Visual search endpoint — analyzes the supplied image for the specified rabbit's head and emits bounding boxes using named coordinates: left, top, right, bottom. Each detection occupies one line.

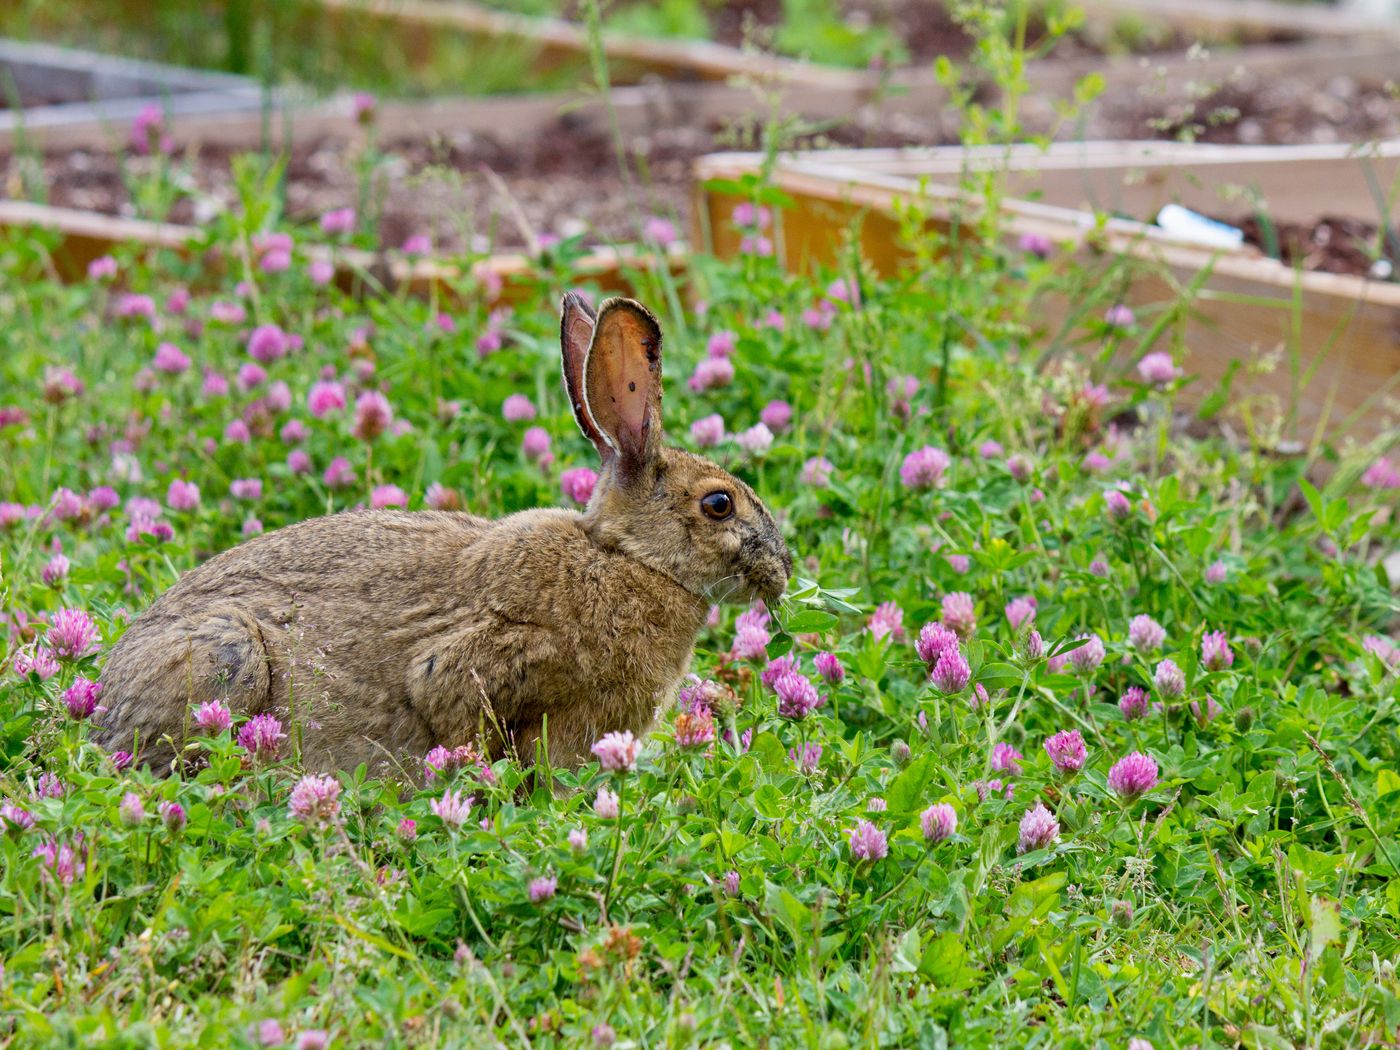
left=561, top=294, right=792, bottom=605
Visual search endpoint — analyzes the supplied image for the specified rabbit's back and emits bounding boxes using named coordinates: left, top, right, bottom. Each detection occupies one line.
left=111, top=509, right=494, bottom=648
left=97, top=510, right=494, bottom=770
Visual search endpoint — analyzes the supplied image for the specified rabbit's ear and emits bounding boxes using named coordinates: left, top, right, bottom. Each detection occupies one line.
left=583, top=297, right=663, bottom=478
left=560, top=292, right=612, bottom=463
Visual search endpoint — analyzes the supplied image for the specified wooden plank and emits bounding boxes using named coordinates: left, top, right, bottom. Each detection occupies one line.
left=1075, top=0, right=1400, bottom=40
left=0, top=198, right=684, bottom=303
left=0, top=200, right=192, bottom=280
left=694, top=151, right=1400, bottom=445
left=0, top=90, right=266, bottom=145
left=0, top=38, right=255, bottom=100
left=741, top=139, right=1400, bottom=231
left=0, top=38, right=264, bottom=149
left=698, top=149, right=1400, bottom=292
left=771, top=139, right=1400, bottom=175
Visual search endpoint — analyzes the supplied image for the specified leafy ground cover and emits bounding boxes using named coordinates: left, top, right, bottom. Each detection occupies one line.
left=3, top=26, right=1400, bottom=1050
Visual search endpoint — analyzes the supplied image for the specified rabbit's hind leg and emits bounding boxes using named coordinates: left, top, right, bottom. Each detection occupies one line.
left=185, top=607, right=276, bottom=711
left=97, top=605, right=275, bottom=768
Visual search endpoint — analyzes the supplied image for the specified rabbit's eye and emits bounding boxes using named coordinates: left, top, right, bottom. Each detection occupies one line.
left=700, top=491, right=734, bottom=521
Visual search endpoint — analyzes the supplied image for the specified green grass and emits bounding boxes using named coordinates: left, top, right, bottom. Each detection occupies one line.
left=0, top=0, right=582, bottom=97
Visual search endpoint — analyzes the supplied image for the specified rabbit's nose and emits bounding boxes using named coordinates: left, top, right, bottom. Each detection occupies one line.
left=757, top=573, right=788, bottom=605
left=752, top=551, right=792, bottom=604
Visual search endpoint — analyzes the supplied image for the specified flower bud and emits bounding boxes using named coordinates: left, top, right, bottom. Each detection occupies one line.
left=159, top=801, right=186, bottom=834
left=1111, top=900, right=1134, bottom=927
left=119, top=792, right=146, bottom=827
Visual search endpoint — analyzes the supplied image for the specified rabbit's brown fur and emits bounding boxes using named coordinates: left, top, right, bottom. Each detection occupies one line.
left=95, top=296, right=792, bottom=774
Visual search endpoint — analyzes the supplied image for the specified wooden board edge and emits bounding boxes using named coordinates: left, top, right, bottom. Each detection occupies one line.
left=0, top=198, right=687, bottom=303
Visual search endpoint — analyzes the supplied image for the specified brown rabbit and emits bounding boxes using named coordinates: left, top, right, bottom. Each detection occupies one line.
left=95, top=295, right=792, bottom=774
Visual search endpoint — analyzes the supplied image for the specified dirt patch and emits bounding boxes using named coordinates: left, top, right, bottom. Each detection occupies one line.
left=1226, top=213, right=1398, bottom=278
left=0, top=115, right=942, bottom=253
left=1, top=123, right=695, bottom=252
left=1087, top=72, right=1400, bottom=145
left=835, top=0, right=1236, bottom=64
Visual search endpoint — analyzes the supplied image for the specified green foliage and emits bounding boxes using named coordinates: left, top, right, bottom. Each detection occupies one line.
left=602, top=0, right=711, bottom=42
left=772, top=0, right=903, bottom=70
left=0, top=0, right=577, bottom=96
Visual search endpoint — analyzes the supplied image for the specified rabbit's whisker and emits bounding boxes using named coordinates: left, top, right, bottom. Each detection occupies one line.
left=705, top=574, right=745, bottom=604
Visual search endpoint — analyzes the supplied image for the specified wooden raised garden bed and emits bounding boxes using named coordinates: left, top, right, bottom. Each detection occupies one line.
left=5, top=0, right=1396, bottom=239
left=694, top=141, right=1400, bottom=447
left=4, top=0, right=1395, bottom=164
left=16, top=31, right=1393, bottom=151
left=0, top=39, right=263, bottom=147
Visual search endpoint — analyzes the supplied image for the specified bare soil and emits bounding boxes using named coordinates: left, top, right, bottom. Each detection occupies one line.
left=830, top=0, right=1270, bottom=64
left=1092, top=73, right=1400, bottom=146
left=1227, top=213, right=1397, bottom=278
left=0, top=118, right=933, bottom=253
left=2, top=124, right=696, bottom=252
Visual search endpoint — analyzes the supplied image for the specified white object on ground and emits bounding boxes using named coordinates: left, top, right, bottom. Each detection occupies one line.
left=1156, top=204, right=1246, bottom=251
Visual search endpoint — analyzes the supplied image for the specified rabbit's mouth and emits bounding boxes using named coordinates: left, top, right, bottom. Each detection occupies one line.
left=744, top=559, right=792, bottom=606
left=752, top=575, right=787, bottom=605
left=703, top=568, right=785, bottom=606
left=705, top=527, right=791, bottom=605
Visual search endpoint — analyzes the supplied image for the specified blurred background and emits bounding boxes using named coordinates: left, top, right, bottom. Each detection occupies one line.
left=1, top=0, right=1397, bottom=275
